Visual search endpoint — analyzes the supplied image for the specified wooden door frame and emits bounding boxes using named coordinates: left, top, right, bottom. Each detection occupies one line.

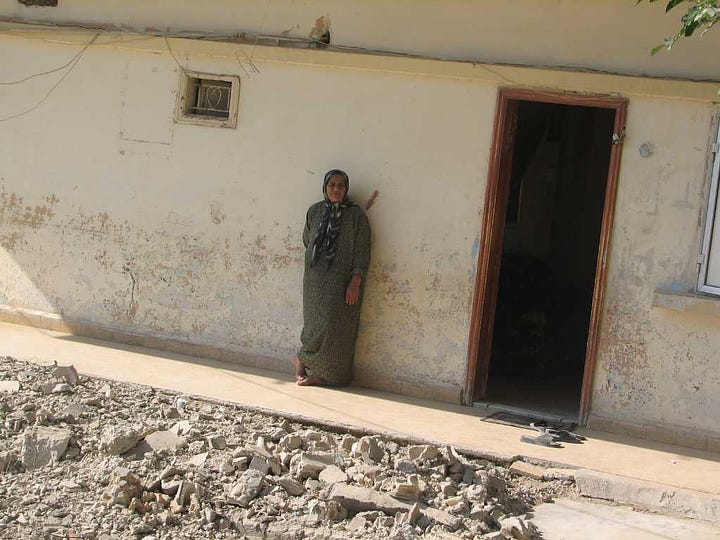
left=463, top=88, right=627, bottom=425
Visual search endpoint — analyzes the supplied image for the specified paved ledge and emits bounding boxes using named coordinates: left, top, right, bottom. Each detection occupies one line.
left=653, top=286, right=720, bottom=318
left=575, top=469, right=720, bottom=524
left=2, top=320, right=720, bottom=523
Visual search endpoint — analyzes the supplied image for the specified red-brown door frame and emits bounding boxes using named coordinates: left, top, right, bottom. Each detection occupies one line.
left=463, top=88, right=627, bottom=425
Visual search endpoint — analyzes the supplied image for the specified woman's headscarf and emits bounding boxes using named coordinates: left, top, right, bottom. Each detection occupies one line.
left=311, top=169, right=357, bottom=268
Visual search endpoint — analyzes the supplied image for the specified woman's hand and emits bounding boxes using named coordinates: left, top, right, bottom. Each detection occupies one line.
left=345, top=274, right=362, bottom=305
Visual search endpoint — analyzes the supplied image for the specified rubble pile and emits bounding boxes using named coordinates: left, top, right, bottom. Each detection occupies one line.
left=0, top=357, right=574, bottom=539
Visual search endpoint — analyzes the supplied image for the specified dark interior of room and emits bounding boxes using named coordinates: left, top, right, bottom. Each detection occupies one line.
left=484, top=101, right=615, bottom=419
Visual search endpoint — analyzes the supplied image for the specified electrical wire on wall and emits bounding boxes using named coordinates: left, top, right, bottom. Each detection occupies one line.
left=0, top=32, right=98, bottom=122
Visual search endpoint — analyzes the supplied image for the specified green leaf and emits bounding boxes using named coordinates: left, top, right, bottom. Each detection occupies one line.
left=666, top=0, right=686, bottom=11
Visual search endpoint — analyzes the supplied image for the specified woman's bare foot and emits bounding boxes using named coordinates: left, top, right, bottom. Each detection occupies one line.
left=291, top=357, right=306, bottom=381
left=297, top=375, right=325, bottom=386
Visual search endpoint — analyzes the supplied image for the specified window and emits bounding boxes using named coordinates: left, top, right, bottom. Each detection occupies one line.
left=698, top=117, right=720, bottom=295
left=175, top=72, right=240, bottom=128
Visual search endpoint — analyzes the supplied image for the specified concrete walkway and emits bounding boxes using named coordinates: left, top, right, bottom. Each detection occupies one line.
left=2, top=321, right=719, bottom=505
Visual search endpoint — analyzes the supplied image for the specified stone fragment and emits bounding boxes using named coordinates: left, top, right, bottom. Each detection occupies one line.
left=499, top=516, right=538, bottom=540
left=351, top=436, right=384, bottom=462
left=60, top=403, right=84, bottom=421
left=469, top=504, right=489, bottom=521
left=102, top=468, right=144, bottom=507
left=268, top=427, right=288, bottom=442
left=21, top=427, right=72, bottom=469
left=100, top=426, right=141, bottom=455
left=480, top=533, right=505, bottom=540
left=408, top=445, right=439, bottom=461
left=340, top=435, right=358, bottom=453
left=142, top=430, right=183, bottom=453
left=278, top=476, right=306, bottom=496
left=327, top=484, right=411, bottom=515
left=394, top=482, right=421, bottom=501
left=464, top=483, right=488, bottom=503
left=509, top=461, right=546, bottom=480
left=51, top=383, right=74, bottom=394
left=423, top=506, right=463, bottom=531
left=0, top=380, right=20, bottom=393
left=0, top=450, right=18, bottom=472
left=185, top=452, right=209, bottom=467
left=279, top=434, right=303, bottom=451
left=208, top=435, right=226, bottom=450
left=163, top=406, right=181, bottom=419
left=394, top=459, right=417, bottom=474
left=396, top=503, right=421, bottom=527
left=227, top=469, right=264, bottom=507
left=174, top=480, right=203, bottom=506
left=161, top=479, right=182, bottom=496
left=52, top=365, right=79, bottom=386
left=318, top=465, right=348, bottom=485
left=169, top=421, right=192, bottom=437
left=249, top=455, right=270, bottom=474
left=295, top=453, right=334, bottom=479
left=439, top=481, right=456, bottom=497
left=346, top=515, right=367, bottom=531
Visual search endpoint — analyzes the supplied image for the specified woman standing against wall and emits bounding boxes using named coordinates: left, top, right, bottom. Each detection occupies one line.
left=292, top=169, right=371, bottom=386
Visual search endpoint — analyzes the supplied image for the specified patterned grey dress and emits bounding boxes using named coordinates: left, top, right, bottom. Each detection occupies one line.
left=299, top=201, right=371, bottom=386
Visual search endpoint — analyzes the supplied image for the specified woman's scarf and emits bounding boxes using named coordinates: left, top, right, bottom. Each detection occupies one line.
left=311, top=169, right=356, bottom=268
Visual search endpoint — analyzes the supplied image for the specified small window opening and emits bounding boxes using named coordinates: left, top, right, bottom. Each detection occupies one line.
left=176, top=72, right=239, bottom=128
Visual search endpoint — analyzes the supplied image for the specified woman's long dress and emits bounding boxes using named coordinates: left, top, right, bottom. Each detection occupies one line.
left=298, top=201, right=371, bottom=386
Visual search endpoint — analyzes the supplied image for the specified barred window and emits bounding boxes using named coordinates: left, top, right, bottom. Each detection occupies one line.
left=176, top=72, right=239, bottom=128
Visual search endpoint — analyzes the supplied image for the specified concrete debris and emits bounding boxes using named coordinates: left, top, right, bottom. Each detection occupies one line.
left=100, top=425, right=141, bottom=455
left=227, top=469, right=264, bottom=507
left=509, top=461, right=547, bottom=481
left=0, top=380, right=20, bottom=393
left=20, top=426, right=72, bottom=469
left=0, top=356, right=572, bottom=539
left=318, top=464, right=348, bottom=485
left=52, top=364, right=80, bottom=386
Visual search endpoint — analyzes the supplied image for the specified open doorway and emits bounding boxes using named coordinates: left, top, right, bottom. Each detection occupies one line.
left=465, top=90, right=627, bottom=424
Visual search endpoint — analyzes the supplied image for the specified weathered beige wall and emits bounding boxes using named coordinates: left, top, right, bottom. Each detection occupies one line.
left=593, top=98, right=720, bottom=435
left=1, top=23, right=719, bottom=436
left=1, top=0, right=720, bottom=81
left=0, top=34, right=492, bottom=401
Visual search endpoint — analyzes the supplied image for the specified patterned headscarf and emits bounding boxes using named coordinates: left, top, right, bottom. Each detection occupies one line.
left=311, top=169, right=356, bottom=268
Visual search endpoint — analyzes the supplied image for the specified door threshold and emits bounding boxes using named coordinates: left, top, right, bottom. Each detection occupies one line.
left=472, top=400, right=577, bottom=424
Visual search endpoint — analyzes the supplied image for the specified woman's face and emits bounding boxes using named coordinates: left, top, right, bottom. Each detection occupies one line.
left=326, top=174, right=348, bottom=204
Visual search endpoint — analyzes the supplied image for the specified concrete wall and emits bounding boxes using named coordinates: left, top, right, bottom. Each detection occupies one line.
left=592, top=98, right=720, bottom=441
left=1, top=0, right=720, bottom=81
left=1, top=17, right=719, bottom=441
left=0, top=33, right=491, bottom=401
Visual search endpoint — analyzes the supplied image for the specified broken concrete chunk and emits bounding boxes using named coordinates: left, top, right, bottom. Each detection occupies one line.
left=509, top=461, right=546, bottom=480
left=408, top=444, right=440, bottom=461
left=169, top=420, right=192, bottom=437
left=394, top=458, right=417, bottom=474
left=393, top=482, right=422, bottom=501
left=295, top=453, right=335, bottom=479
left=249, top=455, right=271, bottom=475
left=52, top=365, right=79, bottom=386
left=174, top=480, right=203, bottom=506
left=101, top=468, right=144, bottom=507
left=185, top=452, right=209, bottom=467
left=208, top=435, right=226, bottom=450
left=0, top=380, right=20, bottom=393
left=279, top=433, right=303, bottom=451
left=51, top=382, right=73, bottom=394
left=318, top=465, right=348, bottom=485
left=227, top=469, right=264, bottom=507
left=278, top=476, right=306, bottom=496
left=351, top=436, right=384, bottom=463
left=499, top=516, right=538, bottom=540
left=423, top=506, right=463, bottom=531
left=100, top=426, right=141, bottom=455
left=21, top=427, right=72, bottom=469
left=327, top=483, right=411, bottom=515
left=346, top=514, right=367, bottom=531
left=143, top=430, right=183, bottom=453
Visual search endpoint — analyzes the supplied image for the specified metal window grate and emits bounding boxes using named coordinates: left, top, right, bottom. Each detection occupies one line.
left=189, top=78, right=231, bottom=118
